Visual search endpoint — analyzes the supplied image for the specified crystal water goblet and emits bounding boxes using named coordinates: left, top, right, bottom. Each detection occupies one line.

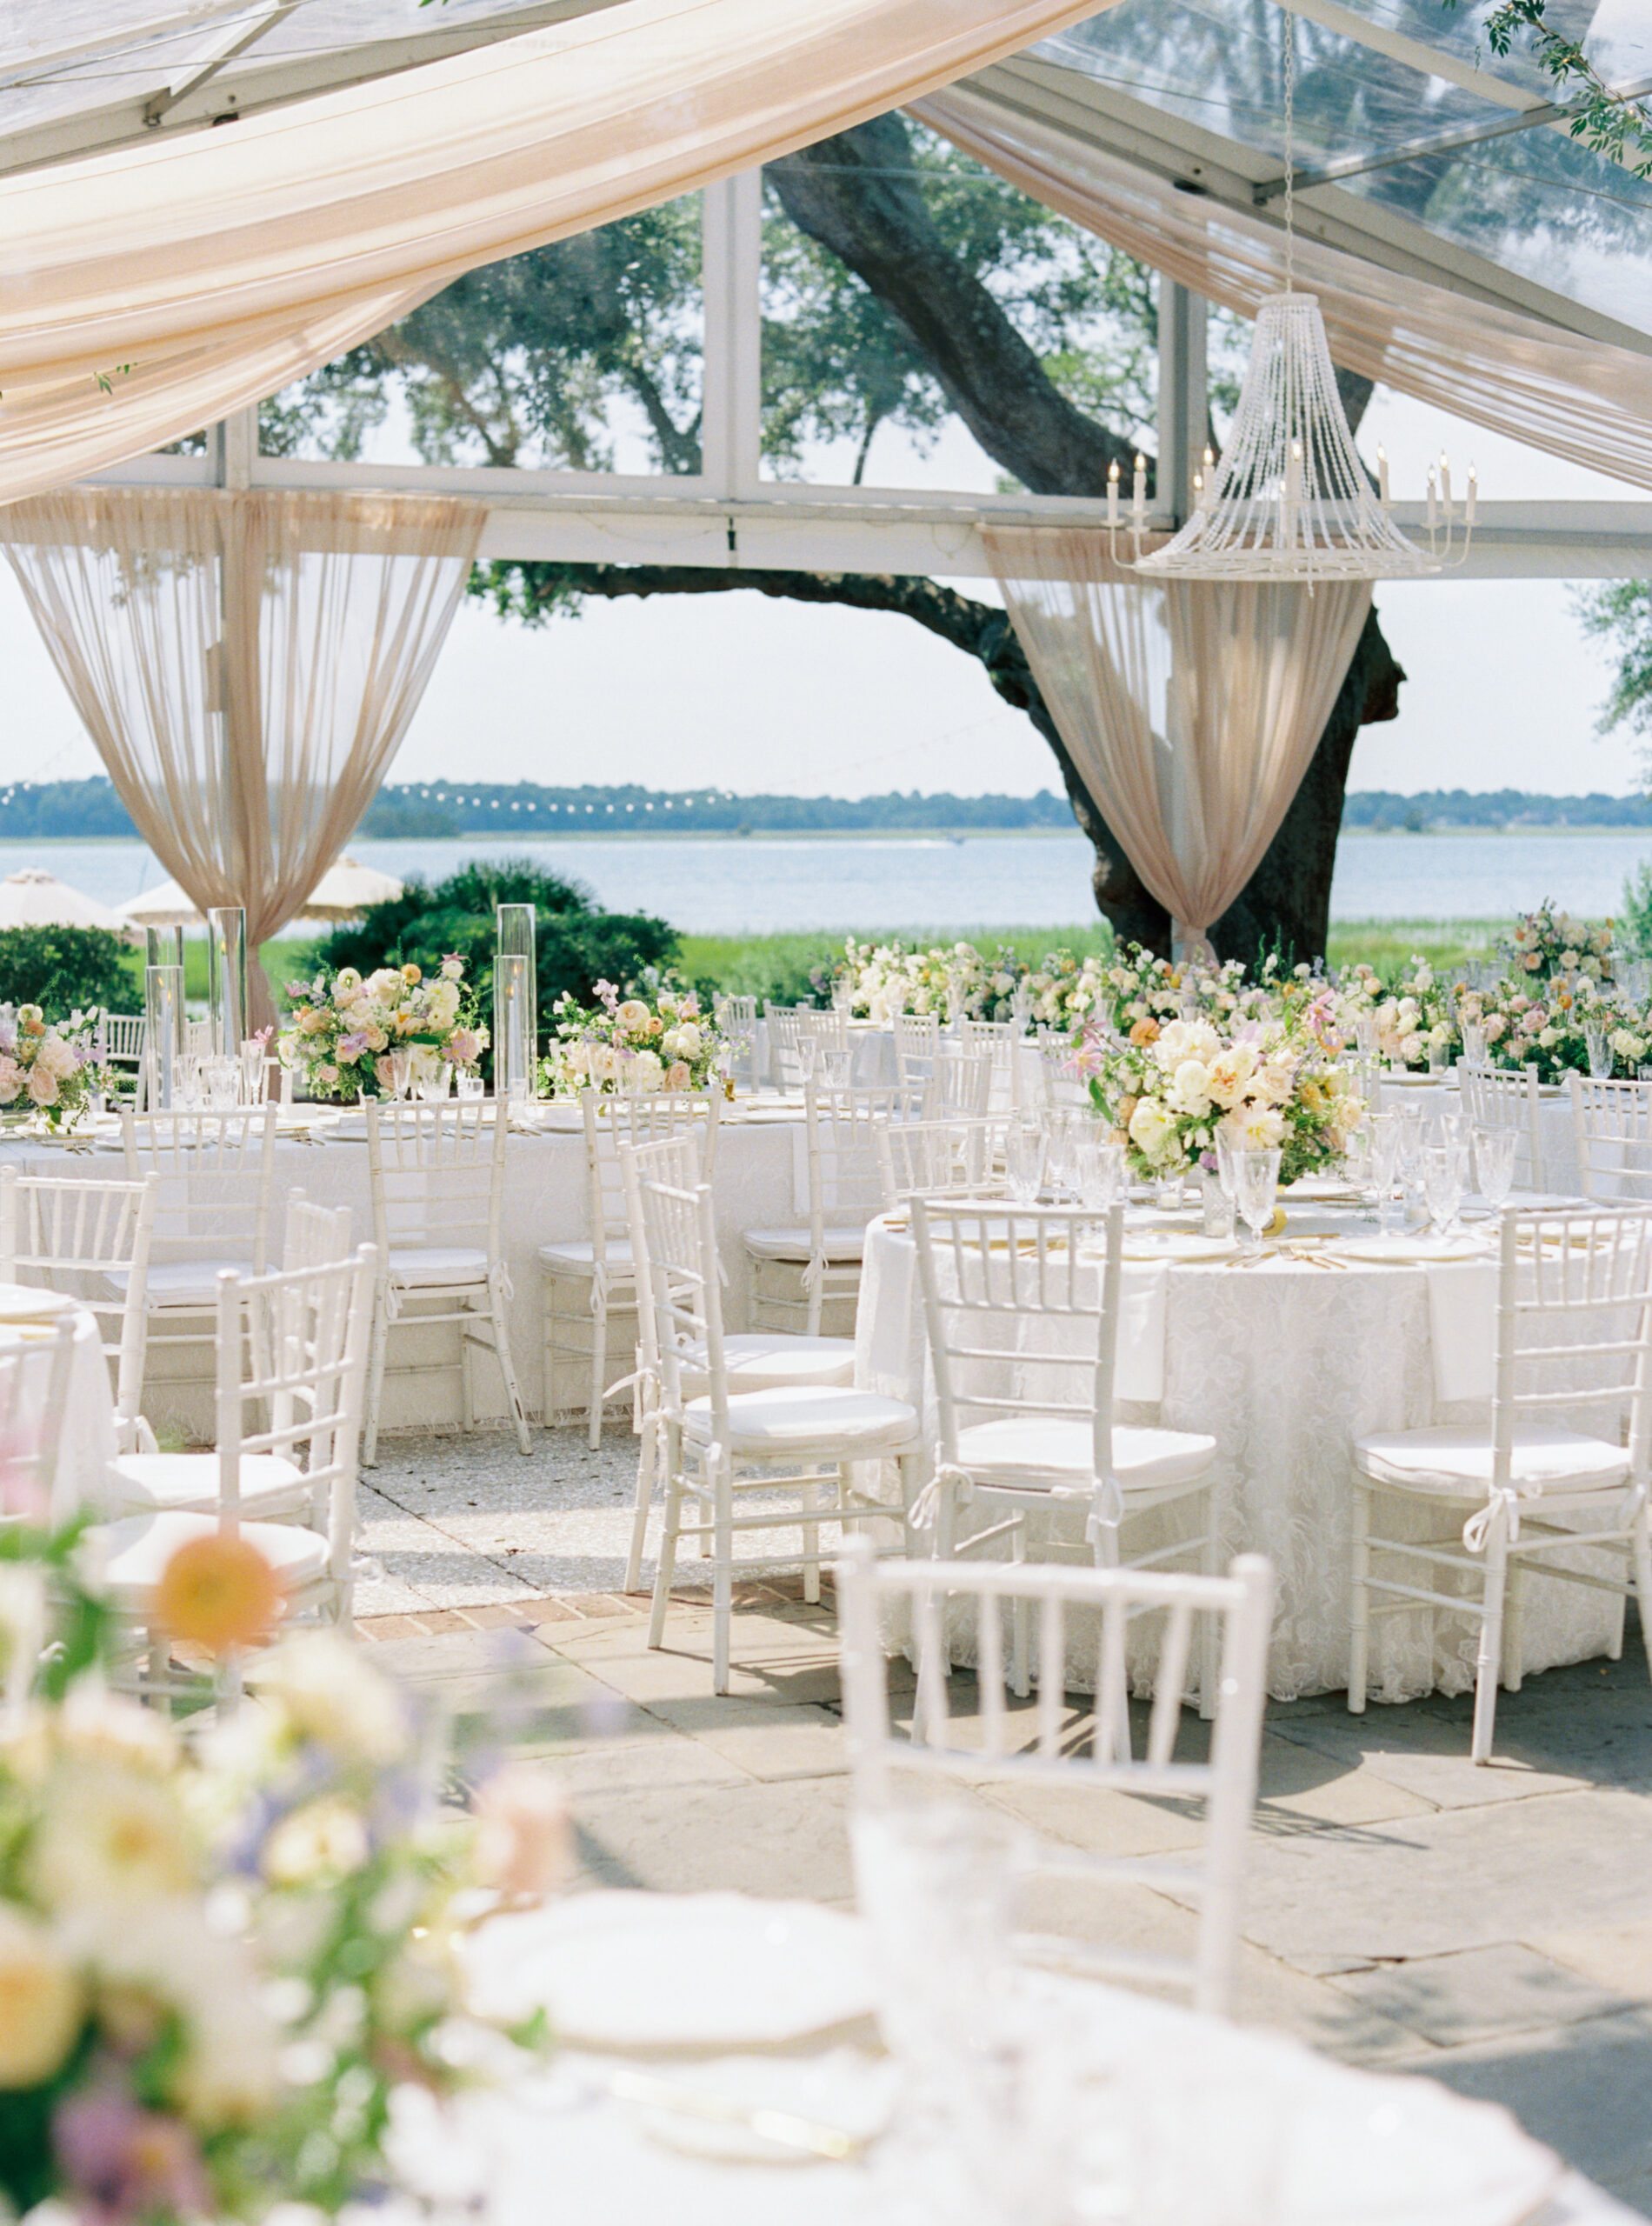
left=1234, top=1148, right=1281, bottom=1255
left=1364, top=1109, right=1402, bottom=1231
left=1354, top=1014, right=1379, bottom=1063
left=1586, top=1020, right=1613, bottom=1080
left=454, top=1070, right=484, bottom=1100
left=1421, top=1143, right=1463, bottom=1236
left=1472, top=1124, right=1517, bottom=1213
left=1006, top=1117, right=1044, bottom=1205
left=389, top=1047, right=414, bottom=1100
left=794, top=1034, right=818, bottom=1085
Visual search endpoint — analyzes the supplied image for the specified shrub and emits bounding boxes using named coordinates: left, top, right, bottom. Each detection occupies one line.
left=309, top=859, right=678, bottom=1071
left=0, top=926, right=136, bottom=1017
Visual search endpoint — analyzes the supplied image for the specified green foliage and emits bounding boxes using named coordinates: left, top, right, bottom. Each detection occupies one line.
left=1619, top=861, right=1652, bottom=958
left=678, top=923, right=1116, bottom=1006
left=0, top=926, right=136, bottom=1016
left=1458, top=0, right=1652, bottom=177
left=310, top=859, right=677, bottom=1059
left=1577, top=581, right=1652, bottom=749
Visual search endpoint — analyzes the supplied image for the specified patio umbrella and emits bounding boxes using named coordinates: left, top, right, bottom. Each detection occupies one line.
left=116, top=878, right=201, bottom=930
left=291, top=856, right=404, bottom=923
left=0, top=866, right=137, bottom=937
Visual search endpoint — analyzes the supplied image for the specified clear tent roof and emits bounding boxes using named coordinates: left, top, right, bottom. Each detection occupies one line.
left=1, top=0, right=1649, bottom=354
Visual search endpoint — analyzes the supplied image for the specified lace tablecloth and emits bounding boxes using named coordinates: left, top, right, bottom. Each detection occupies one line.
left=855, top=1216, right=1622, bottom=1703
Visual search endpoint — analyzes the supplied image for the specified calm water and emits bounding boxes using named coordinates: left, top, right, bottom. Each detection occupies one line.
left=7, top=829, right=1652, bottom=935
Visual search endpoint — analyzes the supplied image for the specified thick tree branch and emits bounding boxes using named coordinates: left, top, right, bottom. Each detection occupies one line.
left=767, top=117, right=1138, bottom=497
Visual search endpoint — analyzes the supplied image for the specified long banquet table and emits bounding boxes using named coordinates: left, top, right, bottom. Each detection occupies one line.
left=854, top=1203, right=1623, bottom=1704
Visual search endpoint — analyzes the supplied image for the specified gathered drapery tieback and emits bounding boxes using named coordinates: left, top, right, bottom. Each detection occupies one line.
left=909, top=1463, right=975, bottom=1531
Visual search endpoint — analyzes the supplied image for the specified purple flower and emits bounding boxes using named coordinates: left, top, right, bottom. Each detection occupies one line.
left=55, top=2076, right=211, bottom=2226
left=338, top=1031, right=370, bottom=1057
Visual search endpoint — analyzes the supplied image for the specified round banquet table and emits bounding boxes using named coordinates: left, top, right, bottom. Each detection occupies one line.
left=0, top=1104, right=813, bottom=1441
left=396, top=1890, right=1634, bottom=2226
left=853, top=1208, right=1622, bottom=1704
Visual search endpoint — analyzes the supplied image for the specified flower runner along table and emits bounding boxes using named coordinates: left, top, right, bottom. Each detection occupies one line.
left=0, top=1105, right=812, bottom=1440
left=853, top=1213, right=1622, bottom=1702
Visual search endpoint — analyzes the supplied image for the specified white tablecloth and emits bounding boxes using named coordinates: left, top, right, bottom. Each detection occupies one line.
left=854, top=1216, right=1621, bottom=1703
left=1378, top=1074, right=1580, bottom=1194
left=411, top=1893, right=1633, bottom=2226
left=0, top=1304, right=117, bottom=1523
left=0, top=1111, right=809, bottom=1439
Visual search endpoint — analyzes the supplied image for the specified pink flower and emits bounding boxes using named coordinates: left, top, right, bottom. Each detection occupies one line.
left=664, top=1060, right=691, bottom=1091
left=447, top=1029, right=479, bottom=1064
left=55, top=2076, right=211, bottom=2226
left=0, top=1056, right=21, bottom=1104
left=26, top=1066, right=58, bottom=1108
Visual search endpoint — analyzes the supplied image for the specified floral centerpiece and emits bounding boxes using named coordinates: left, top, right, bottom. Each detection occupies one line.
left=543, top=978, right=724, bottom=1096
left=820, top=938, right=1027, bottom=1024
left=0, top=1517, right=565, bottom=2225
left=0, top=1006, right=104, bottom=1130
left=277, top=958, right=485, bottom=1103
left=1361, top=957, right=1457, bottom=1070
left=1073, top=1010, right=1366, bottom=1185
left=1504, top=902, right=1615, bottom=990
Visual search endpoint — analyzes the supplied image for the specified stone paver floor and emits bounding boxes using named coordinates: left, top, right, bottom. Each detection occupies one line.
left=355, top=1426, right=1652, bottom=2216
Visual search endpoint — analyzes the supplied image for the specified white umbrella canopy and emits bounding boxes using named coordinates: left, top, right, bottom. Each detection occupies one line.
left=293, top=856, right=404, bottom=923
left=0, top=866, right=137, bottom=938
left=116, top=856, right=405, bottom=932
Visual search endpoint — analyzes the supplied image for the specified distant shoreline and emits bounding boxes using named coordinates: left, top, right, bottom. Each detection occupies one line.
left=5, top=824, right=1649, bottom=848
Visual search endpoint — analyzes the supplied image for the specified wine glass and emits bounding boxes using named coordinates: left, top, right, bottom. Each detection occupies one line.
left=1586, top=1020, right=1613, bottom=1080
left=794, top=1033, right=818, bottom=1085
left=1041, top=1109, right=1077, bottom=1202
left=1461, top=1021, right=1487, bottom=1065
left=1234, top=1148, right=1282, bottom=1255
left=1354, top=1014, right=1379, bottom=1063
left=1472, top=1124, right=1517, bottom=1214
left=1006, top=1117, right=1044, bottom=1205
left=389, top=1047, right=414, bottom=1101
left=1363, top=1109, right=1403, bottom=1231
left=819, top=1047, right=852, bottom=1090
left=1421, top=1143, right=1463, bottom=1237
left=1078, top=1137, right=1127, bottom=1210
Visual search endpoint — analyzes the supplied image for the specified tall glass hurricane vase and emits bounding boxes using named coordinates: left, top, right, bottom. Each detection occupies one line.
left=495, top=904, right=537, bottom=1101
left=205, top=907, right=249, bottom=1060
left=143, top=963, right=184, bottom=1112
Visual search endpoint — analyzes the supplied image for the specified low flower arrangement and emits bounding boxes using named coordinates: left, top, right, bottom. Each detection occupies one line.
left=1504, top=902, right=1615, bottom=990
left=0, top=1006, right=104, bottom=1130
left=1072, top=1011, right=1367, bottom=1185
left=819, top=938, right=1027, bottom=1025
left=277, top=959, right=485, bottom=1103
left=543, top=978, right=723, bottom=1095
left=0, top=1518, right=565, bottom=2225
left=1363, top=958, right=1457, bottom=1071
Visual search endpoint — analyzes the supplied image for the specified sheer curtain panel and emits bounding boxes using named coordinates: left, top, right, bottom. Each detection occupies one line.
left=0, top=488, right=484, bottom=1027
left=918, top=80, right=1652, bottom=497
left=982, top=527, right=1369, bottom=954
left=0, top=0, right=1115, bottom=503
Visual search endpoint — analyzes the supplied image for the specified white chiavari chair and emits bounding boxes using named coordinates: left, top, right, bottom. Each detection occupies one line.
left=892, top=1013, right=942, bottom=1090
left=119, top=1105, right=277, bottom=1375
left=538, top=1088, right=721, bottom=1445
left=282, top=1191, right=353, bottom=1270
left=744, top=1081, right=911, bottom=1337
left=1350, top=1203, right=1652, bottom=1763
left=713, top=996, right=759, bottom=1090
left=763, top=1003, right=811, bottom=1088
left=960, top=1016, right=1023, bottom=1113
left=91, top=1249, right=377, bottom=1705
left=926, top=1046, right=993, bottom=1117
left=0, top=1168, right=157, bottom=1452
left=1568, top=1074, right=1652, bottom=1203
left=0, top=1316, right=77, bottom=1534
left=1037, top=1030, right=1090, bottom=1110
left=910, top=1198, right=1222, bottom=1705
left=1456, top=1060, right=1546, bottom=1192
left=363, top=1102, right=530, bottom=1464
left=627, top=1145, right=921, bottom=1690
left=875, top=1116, right=1005, bottom=1212
left=837, top=1539, right=1273, bottom=2016
left=618, top=1130, right=856, bottom=1593
left=96, top=1013, right=147, bottom=1103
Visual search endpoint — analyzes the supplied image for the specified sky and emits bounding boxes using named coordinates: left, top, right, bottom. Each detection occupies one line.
left=0, top=401, right=1642, bottom=804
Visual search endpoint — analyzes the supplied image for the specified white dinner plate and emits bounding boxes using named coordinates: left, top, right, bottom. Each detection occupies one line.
left=463, top=1892, right=876, bottom=2048
left=1283, top=1176, right=1364, bottom=1203
left=1325, top=1234, right=1487, bottom=1265
left=1379, top=1070, right=1449, bottom=1089
left=1120, top=1230, right=1242, bottom=1262
left=0, top=1283, right=76, bottom=1323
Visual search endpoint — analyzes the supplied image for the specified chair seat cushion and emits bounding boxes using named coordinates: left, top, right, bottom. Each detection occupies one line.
left=109, top=1452, right=306, bottom=1516
left=718, top=1334, right=857, bottom=1390
left=90, top=1510, right=330, bottom=1610
left=109, top=1260, right=256, bottom=1310
left=536, top=1239, right=635, bottom=1274
left=388, top=1246, right=490, bottom=1288
left=684, top=1385, right=918, bottom=1456
left=953, top=1417, right=1217, bottom=1494
left=1356, top=1421, right=1631, bottom=1496
left=742, top=1226, right=867, bottom=1264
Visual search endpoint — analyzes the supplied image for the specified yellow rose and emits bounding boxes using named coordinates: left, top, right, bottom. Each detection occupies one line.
left=0, top=1908, right=81, bottom=2086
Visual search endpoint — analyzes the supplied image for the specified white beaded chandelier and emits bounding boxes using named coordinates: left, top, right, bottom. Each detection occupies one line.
left=1119, top=8, right=1475, bottom=584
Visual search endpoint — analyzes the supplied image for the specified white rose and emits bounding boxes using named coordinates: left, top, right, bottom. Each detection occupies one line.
left=673, top=1021, right=702, bottom=1056
left=26, top=1760, right=197, bottom=1910
left=631, top=1050, right=664, bottom=1091
left=1128, top=1096, right=1175, bottom=1162
left=1167, top=1059, right=1213, bottom=1116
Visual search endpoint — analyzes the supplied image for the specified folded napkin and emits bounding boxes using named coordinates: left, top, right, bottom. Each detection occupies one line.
left=1116, top=1263, right=1168, bottom=1404
left=1428, top=1259, right=1498, bottom=1404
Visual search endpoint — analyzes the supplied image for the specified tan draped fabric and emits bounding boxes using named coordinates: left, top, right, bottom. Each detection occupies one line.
left=0, top=488, right=484, bottom=1027
left=982, top=527, right=1370, bottom=952
left=918, top=81, right=1652, bottom=495
left=0, top=0, right=1116, bottom=504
